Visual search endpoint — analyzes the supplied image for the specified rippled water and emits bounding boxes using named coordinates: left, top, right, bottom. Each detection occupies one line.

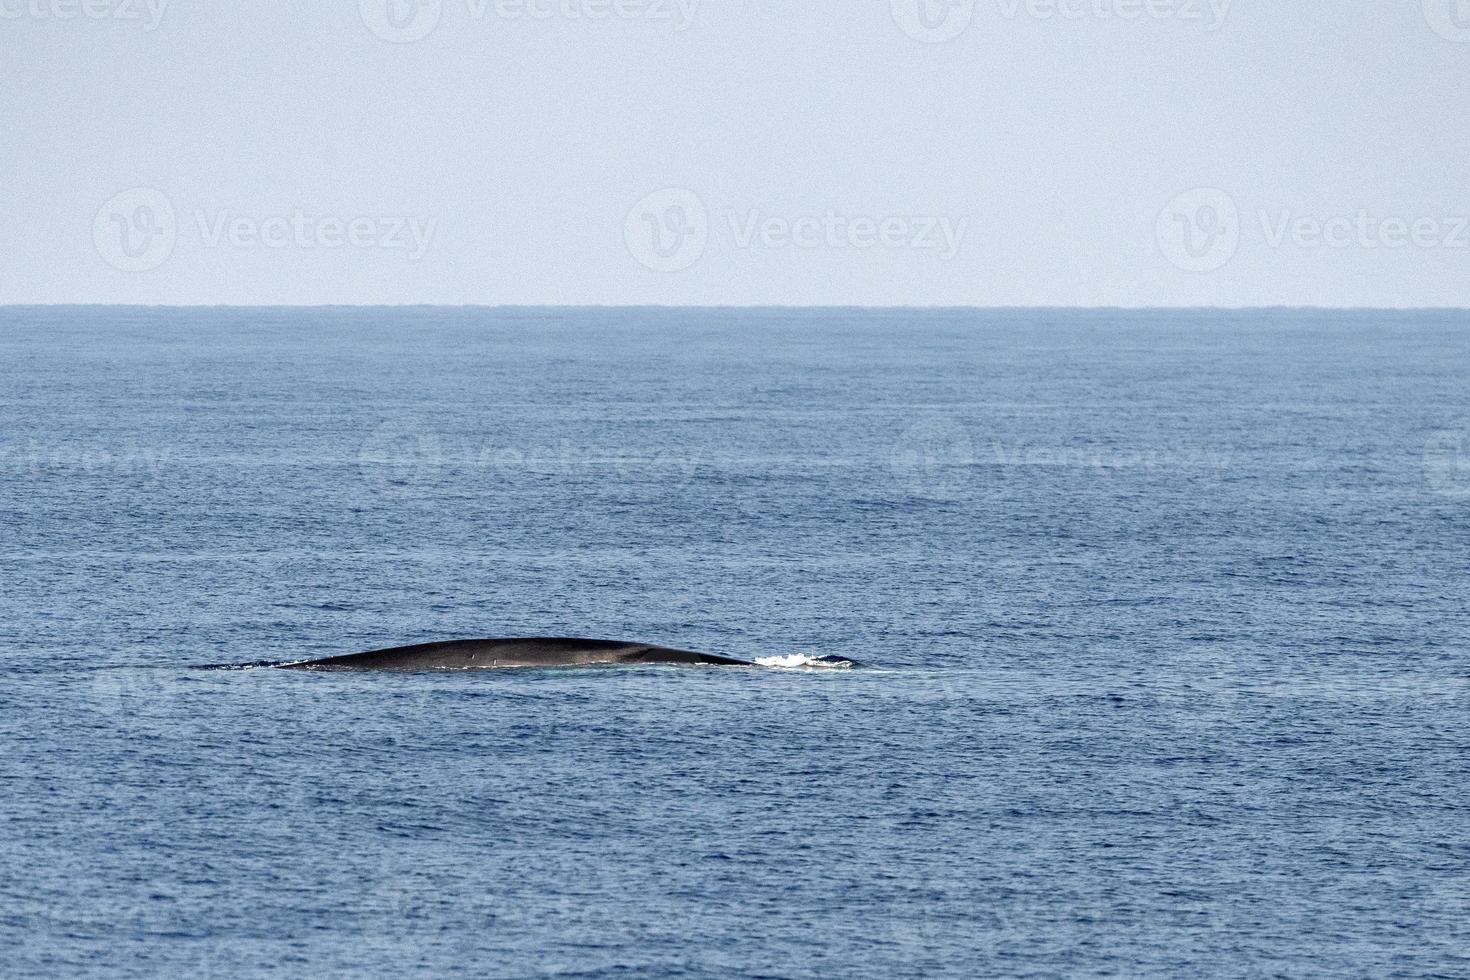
left=2, top=308, right=1467, bottom=977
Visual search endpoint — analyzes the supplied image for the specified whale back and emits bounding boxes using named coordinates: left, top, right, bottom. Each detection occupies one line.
left=278, top=637, right=754, bottom=671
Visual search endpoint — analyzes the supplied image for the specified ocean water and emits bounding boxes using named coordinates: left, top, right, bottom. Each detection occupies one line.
left=1, top=307, right=1467, bottom=978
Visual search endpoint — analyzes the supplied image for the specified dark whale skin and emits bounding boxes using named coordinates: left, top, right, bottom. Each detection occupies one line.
left=277, top=637, right=756, bottom=671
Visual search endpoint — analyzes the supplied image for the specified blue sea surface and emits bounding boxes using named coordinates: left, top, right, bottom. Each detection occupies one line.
left=1, top=307, right=1467, bottom=977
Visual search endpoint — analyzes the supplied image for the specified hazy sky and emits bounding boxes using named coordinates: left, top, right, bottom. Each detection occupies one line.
left=3, top=0, right=1469, bottom=306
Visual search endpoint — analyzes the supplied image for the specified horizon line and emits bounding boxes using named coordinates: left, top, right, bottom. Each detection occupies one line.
left=3, top=304, right=1469, bottom=313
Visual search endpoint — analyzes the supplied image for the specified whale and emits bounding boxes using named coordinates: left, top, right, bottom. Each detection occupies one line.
left=277, top=637, right=765, bottom=671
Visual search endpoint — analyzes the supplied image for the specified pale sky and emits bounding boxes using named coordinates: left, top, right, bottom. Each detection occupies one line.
left=2, top=0, right=1469, bottom=306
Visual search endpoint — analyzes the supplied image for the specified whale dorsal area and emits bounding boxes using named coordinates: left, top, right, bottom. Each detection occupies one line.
left=278, top=637, right=754, bottom=671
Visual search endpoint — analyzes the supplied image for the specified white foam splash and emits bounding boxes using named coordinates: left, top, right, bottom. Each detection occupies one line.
left=755, top=653, right=851, bottom=669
